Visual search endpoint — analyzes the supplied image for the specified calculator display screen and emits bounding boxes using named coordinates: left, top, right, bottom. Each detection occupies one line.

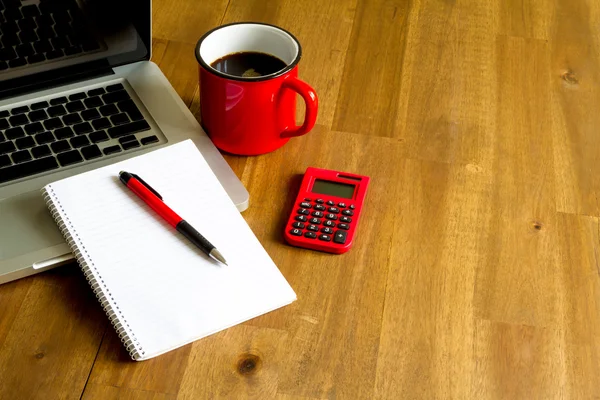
left=312, top=179, right=355, bottom=199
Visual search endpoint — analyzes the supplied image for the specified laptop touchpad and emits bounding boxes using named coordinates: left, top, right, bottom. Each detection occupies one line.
left=0, top=191, right=64, bottom=261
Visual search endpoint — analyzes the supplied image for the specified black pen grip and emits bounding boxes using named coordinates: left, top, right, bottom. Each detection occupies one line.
left=176, top=220, right=215, bottom=255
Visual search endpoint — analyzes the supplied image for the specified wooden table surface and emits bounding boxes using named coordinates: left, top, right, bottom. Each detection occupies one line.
left=2, top=0, right=600, bottom=398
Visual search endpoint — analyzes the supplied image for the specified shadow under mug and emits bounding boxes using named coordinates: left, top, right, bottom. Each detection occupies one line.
left=195, top=22, right=318, bottom=156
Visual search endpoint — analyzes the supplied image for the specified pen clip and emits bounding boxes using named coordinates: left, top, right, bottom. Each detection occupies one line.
left=132, top=173, right=163, bottom=200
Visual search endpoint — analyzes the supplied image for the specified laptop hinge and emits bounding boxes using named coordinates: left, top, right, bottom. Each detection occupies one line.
left=0, top=63, right=114, bottom=101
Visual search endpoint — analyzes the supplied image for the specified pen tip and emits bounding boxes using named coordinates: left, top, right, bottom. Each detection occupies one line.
left=209, top=249, right=228, bottom=266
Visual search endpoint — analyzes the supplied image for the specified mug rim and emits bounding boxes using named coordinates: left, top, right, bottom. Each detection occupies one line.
left=195, top=22, right=303, bottom=82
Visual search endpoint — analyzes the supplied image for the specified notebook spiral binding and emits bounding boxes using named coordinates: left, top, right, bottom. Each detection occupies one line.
left=42, top=186, right=145, bottom=360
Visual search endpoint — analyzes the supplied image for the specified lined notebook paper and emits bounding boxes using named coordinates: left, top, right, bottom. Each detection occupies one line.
left=42, top=140, right=296, bottom=360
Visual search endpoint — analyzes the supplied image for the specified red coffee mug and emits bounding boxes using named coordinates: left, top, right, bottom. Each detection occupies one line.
left=195, top=22, right=318, bottom=155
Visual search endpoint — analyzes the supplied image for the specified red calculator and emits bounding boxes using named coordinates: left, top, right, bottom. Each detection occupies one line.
left=284, top=167, right=370, bottom=254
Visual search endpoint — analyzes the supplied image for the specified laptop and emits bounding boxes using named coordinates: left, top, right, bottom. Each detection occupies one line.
left=0, top=0, right=249, bottom=284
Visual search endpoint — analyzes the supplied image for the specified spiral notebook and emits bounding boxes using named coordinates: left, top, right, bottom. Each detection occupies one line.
left=41, top=140, right=296, bottom=360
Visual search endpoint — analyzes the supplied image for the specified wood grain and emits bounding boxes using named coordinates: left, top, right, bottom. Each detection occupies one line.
left=2, top=0, right=600, bottom=398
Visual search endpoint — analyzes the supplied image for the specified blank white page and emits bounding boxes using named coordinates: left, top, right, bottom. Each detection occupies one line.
left=44, top=140, right=296, bottom=360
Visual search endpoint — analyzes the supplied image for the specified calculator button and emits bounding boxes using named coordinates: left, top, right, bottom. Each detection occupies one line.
left=295, top=215, right=308, bottom=222
left=314, top=204, right=326, bottom=211
left=338, top=202, right=346, bottom=208
left=342, top=209, right=354, bottom=216
left=312, top=211, right=324, bottom=217
left=300, top=202, right=311, bottom=208
left=337, top=223, right=350, bottom=230
left=333, top=230, right=347, bottom=244
left=307, top=224, right=319, bottom=231
left=349, top=204, right=355, bottom=209
left=328, top=207, right=340, bottom=213
left=304, top=198, right=311, bottom=201
left=327, top=200, right=335, bottom=206
left=340, top=216, right=352, bottom=223
left=309, top=217, right=322, bottom=224
left=297, top=208, right=310, bottom=215
left=290, top=228, right=302, bottom=236
left=292, top=222, right=305, bottom=229
left=304, top=232, right=317, bottom=239
left=319, top=234, right=332, bottom=242
left=324, top=220, right=336, bottom=227
left=325, top=213, right=338, bottom=220
left=321, top=227, right=334, bottom=234
left=316, top=199, right=325, bottom=204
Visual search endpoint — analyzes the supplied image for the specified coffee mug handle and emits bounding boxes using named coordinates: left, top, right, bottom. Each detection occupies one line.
left=280, top=77, right=318, bottom=138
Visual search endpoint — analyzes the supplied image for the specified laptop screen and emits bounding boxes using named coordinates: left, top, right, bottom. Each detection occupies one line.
left=0, top=0, right=151, bottom=99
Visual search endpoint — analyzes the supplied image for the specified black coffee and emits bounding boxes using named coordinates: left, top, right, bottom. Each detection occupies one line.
left=210, top=51, right=287, bottom=78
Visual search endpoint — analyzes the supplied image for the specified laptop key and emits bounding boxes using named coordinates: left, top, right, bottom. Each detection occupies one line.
left=0, top=155, right=11, bottom=168
left=99, top=103, right=119, bottom=116
left=141, top=135, right=159, bottom=145
left=0, top=132, right=5, bottom=142
left=110, top=113, right=129, bottom=126
left=51, top=140, right=71, bottom=153
left=47, top=105, right=67, bottom=117
left=0, top=118, right=9, bottom=130
left=33, top=39, right=53, bottom=54
left=121, top=140, right=140, bottom=150
left=16, top=136, right=36, bottom=149
left=73, top=122, right=93, bottom=135
left=70, top=135, right=90, bottom=148
left=68, top=92, right=87, bottom=101
left=9, top=114, right=29, bottom=126
left=11, top=105, right=29, bottom=115
left=31, top=145, right=52, bottom=159
left=0, top=111, right=9, bottom=118
left=89, top=130, right=109, bottom=143
left=88, top=88, right=105, bottom=97
left=46, top=49, right=64, bottom=60
left=28, top=110, right=48, bottom=122
left=81, top=108, right=101, bottom=121
left=102, top=145, right=121, bottom=155
left=108, top=120, right=150, bottom=139
left=57, top=149, right=83, bottom=166
left=54, top=127, right=75, bottom=140
left=81, top=144, right=102, bottom=160
left=106, top=83, right=125, bottom=92
left=25, top=122, right=44, bottom=135
left=50, top=97, right=68, bottom=105
left=0, top=156, right=59, bottom=184
left=66, top=100, right=85, bottom=113
left=27, top=53, right=46, bottom=64
left=0, top=141, right=17, bottom=155
left=16, top=43, right=34, bottom=58
left=8, top=58, right=27, bottom=68
left=30, top=101, right=49, bottom=110
left=84, top=96, right=103, bottom=109
left=44, top=117, right=64, bottom=130
left=62, top=113, right=82, bottom=125
left=102, top=90, right=130, bottom=104
left=6, top=127, right=25, bottom=140
left=92, top=117, right=111, bottom=130
left=11, top=150, right=32, bottom=164
left=64, top=46, right=83, bottom=56
left=35, top=131, right=55, bottom=145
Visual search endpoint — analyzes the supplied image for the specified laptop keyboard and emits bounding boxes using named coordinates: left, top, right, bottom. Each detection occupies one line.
left=0, top=0, right=101, bottom=71
left=0, top=82, right=159, bottom=184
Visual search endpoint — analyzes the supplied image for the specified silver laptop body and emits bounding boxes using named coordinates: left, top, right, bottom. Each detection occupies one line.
left=0, top=0, right=248, bottom=284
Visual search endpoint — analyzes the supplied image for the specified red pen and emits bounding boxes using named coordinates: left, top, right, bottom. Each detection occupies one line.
left=118, top=171, right=227, bottom=266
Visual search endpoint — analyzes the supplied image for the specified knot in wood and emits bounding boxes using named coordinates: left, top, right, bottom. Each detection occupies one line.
left=562, top=70, right=579, bottom=85
left=237, top=353, right=261, bottom=375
